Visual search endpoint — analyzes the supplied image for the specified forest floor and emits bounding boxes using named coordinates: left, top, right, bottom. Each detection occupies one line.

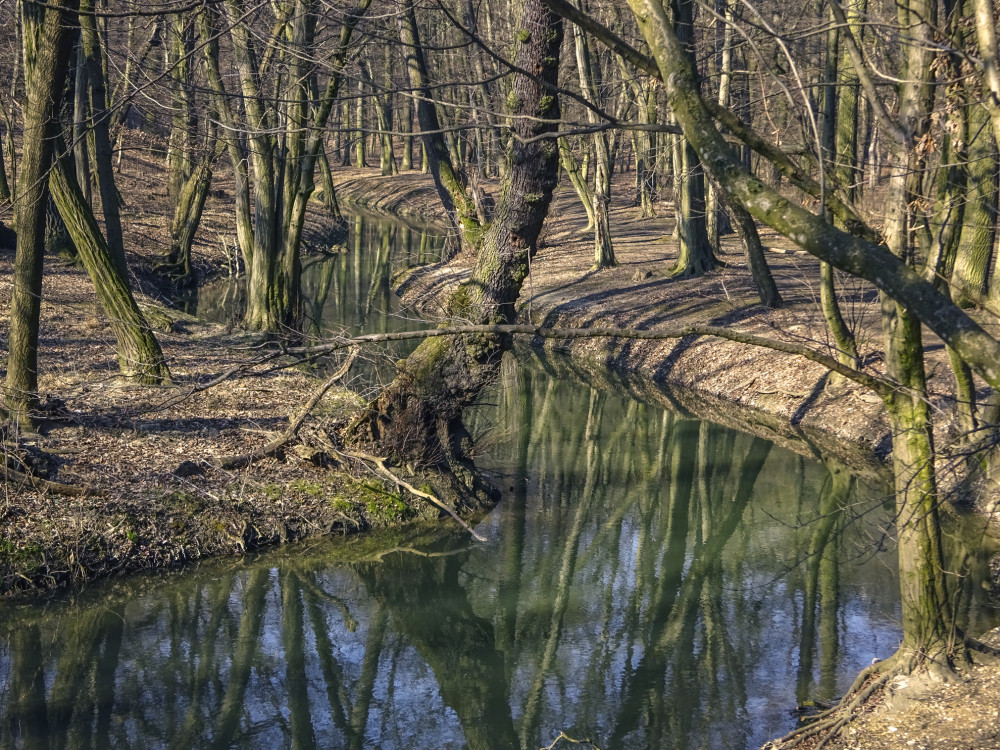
left=0, top=152, right=998, bottom=747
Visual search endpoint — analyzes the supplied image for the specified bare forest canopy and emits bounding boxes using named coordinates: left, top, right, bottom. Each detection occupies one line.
left=2, top=1, right=1000, bottom=738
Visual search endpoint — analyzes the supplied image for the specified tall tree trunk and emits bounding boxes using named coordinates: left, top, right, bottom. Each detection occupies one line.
left=350, top=0, right=564, bottom=494
left=880, top=0, right=960, bottom=670
left=80, top=0, right=127, bottom=279
left=572, top=3, right=616, bottom=268
left=354, top=78, right=367, bottom=168
left=0, top=120, right=10, bottom=203
left=668, top=0, right=715, bottom=277
left=5, top=0, right=78, bottom=428
left=953, top=101, right=998, bottom=305
left=400, top=93, right=414, bottom=170
left=72, top=42, right=91, bottom=206
left=819, top=6, right=860, bottom=370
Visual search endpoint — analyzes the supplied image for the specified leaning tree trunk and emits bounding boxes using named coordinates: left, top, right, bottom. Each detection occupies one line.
left=350, top=0, right=564, bottom=495
left=5, top=0, right=78, bottom=428
left=162, top=146, right=216, bottom=283
left=558, top=137, right=595, bottom=230
left=50, top=141, right=171, bottom=384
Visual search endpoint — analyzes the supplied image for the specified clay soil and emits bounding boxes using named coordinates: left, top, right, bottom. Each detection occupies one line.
left=1, top=153, right=998, bottom=748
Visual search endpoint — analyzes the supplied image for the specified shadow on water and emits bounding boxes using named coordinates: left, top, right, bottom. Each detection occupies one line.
left=5, top=215, right=997, bottom=749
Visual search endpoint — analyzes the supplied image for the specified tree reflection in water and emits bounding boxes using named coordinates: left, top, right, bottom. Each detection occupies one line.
left=2, top=357, right=996, bottom=750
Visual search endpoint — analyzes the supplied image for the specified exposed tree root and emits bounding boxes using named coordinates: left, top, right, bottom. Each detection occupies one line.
left=765, top=656, right=901, bottom=749
left=768, top=636, right=1000, bottom=749
left=339, top=448, right=487, bottom=542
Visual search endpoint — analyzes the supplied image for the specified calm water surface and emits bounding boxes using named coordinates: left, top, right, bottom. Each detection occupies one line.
left=1, top=215, right=996, bottom=749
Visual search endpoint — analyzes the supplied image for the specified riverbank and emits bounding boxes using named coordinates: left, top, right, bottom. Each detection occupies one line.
left=0, top=154, right=460, bottom=600
left=0, top=250, right=450, bottom=596
left=331, top=168, right=1000, bottom=750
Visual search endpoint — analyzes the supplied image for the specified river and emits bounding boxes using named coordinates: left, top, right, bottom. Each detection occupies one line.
left=0, top=213, right=996, bottom=749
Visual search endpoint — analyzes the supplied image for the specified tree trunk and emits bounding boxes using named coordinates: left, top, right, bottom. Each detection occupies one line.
left=5, top=0, right=78, bottom=428
left=80, top=0, right=128, bottom=279
left=572, top=7, right=616, bottom=269
left=819, top=6, right=860, bottom=370
left=50, top=141, right=171, bottom=384
left=880, top=0, right=962, bottom=670
left=72, top=43, right=91, bottom=207
left=954, top=101, right=998, bottom=305
left=397, top=0, right=483, bottom=254
left=162, top=147, right=215, bottom=283
left=713, top=183, right=782, bottom=308
left=350, top=0, right=564, bottom=494
left=400, top=93, right=414, bottom=170
left=558, top=137, right=595, bottom=230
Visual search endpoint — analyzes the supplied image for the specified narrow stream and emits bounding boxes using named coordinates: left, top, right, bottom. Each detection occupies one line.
left=1, top=214, right=996, bottom=749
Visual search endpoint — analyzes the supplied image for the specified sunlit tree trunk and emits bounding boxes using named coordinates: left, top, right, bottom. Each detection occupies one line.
left=397, top=0, right=483, bottom=254
left=668, top=0, right=715, bottom=277
left=5, top=0, right=78, bottom=427
left=352, top=0, right=564, bottom=493
left=558, top=136, right=595, bottom=230
left=952, top=100, right=998, bottom=305
left=572, top=3, right=616, bottom=269
left=50, top=141, right=171, bottom=384
left=819, top=6, right=859, bottom=370
left=879, top=0, right=959, bottom=670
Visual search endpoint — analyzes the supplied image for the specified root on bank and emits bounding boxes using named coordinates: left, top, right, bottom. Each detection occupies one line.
left=765, top=640, right=1000, bottom=749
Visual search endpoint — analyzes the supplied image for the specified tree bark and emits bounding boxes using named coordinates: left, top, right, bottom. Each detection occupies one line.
left=4, top=0, right=78, bottom=427
left=397, top=0, right=483, bottom=254
left=80, top=0, right=127, bottom=279
left=50, top=141, right=171, bottom=384
left=350, top=0, right=564, bottom=492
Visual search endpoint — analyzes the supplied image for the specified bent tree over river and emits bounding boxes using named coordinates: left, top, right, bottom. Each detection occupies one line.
left=1, top=215, right=998, bottom=749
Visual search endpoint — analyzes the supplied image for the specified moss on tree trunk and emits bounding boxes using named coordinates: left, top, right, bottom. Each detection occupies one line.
left=350, top=0, right=564, bottom=497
